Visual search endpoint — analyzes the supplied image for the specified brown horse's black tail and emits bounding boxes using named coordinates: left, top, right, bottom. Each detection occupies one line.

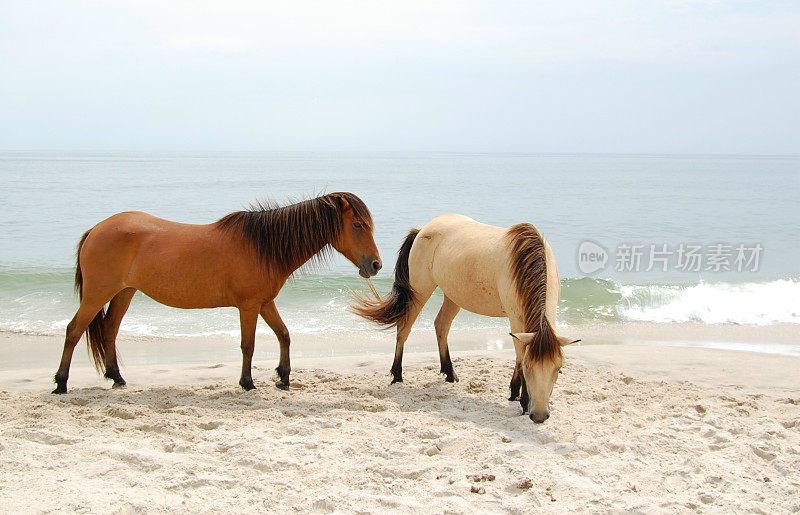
left=350, top=228, right=419, bottom=327
left=75, top=229, right=108, bottom=374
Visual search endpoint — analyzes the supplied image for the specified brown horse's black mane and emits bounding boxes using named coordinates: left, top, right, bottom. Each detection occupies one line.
left=507, top=223, right=562, bottom=365
left=216, top=192, right=372, bottom=274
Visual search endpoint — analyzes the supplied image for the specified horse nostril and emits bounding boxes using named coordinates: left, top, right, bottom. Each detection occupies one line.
left=372, top=260, right=382, bottom=272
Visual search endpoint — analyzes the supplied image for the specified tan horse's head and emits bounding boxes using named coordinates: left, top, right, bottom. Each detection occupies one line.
left=511, top=329, right=579, bottom=423
left=329, top=193, right=382, bottom=278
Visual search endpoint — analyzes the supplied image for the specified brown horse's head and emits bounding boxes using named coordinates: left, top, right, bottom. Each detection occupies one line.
left=511, top=329, right=579, bottom=423
left=328, top=192, right=382, bottom=278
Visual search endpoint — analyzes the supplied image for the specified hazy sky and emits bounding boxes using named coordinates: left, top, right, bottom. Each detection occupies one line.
left=1, top=1, right=798, bottom=154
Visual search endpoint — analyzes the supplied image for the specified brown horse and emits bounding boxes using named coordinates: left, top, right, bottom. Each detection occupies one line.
left=53, top=192, right=381, bottom=394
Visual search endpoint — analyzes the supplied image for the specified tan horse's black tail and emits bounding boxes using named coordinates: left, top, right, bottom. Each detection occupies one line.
left=75, top=229, right=108, bottom=374
left=350, top=228, right=419, bottom=327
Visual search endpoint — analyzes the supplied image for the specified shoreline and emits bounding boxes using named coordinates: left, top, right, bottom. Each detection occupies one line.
left=1, top=321, right=798, bottom=372
left=2, top=344, right=798, bottom=394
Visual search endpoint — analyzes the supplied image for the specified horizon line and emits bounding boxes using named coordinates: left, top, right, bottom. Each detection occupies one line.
left=1, top=149, right=798, bottom=159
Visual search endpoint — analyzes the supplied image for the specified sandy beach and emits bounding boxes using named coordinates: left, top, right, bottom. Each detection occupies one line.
left=1, top=334, right=798, bottom=513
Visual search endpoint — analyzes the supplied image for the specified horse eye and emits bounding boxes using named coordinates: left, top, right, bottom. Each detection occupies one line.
left=353, top=222, right=362, bottom=229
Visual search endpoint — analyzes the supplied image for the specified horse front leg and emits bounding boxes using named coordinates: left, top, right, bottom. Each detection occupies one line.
left=508, top=317, right=526, bottom=402
left=238, top=307, right=259, bottom=391
left=509, top=360, right=522, bottom=401
left=102, top=288, right=136, bottom=388
left=261, top=301, right=291, bottom=390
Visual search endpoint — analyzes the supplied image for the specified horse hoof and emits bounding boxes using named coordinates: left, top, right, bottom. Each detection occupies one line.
left=275, top=381, right=289, bottom=391
left=390, top=377, right=403, bottom=384
left=508, top=395, right=519, bottom=401
left=445, top=374, right=458, bottom=383
left=239, top=379, right=256, bottom=391
left=51, top=387, right=67, bottom=394
left=112, top=381, right=127, bottom=389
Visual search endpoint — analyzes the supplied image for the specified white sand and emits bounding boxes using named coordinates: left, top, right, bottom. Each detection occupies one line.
left=1, top=343, right=799, bottom=513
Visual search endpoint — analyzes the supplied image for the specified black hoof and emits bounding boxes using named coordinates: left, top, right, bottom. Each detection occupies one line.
left=275, top=366, right=290, bottom=389
left=111, top=381, right=127, bottom=389
left=239, top=378, right=256, bottom=391
left=390, top=368, right=403, bottom=384
left=51, top=386, right=67, bottom=394
left=445, top=374, right=458, bottom=383
left=508, top=395, right=519, bottom=401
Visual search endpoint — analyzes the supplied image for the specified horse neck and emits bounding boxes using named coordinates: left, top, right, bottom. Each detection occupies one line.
left=276, top=211, right=339, bottom=276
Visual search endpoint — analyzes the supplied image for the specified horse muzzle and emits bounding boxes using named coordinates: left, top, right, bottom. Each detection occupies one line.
left=359, top=257, right=382, bottom=278
left=529, top=411, right=550, bottom=424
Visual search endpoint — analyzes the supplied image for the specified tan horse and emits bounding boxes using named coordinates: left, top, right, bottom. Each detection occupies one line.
left=352, top=214, right=577, bottom=423
left=53, top=192, right=381, bottom=394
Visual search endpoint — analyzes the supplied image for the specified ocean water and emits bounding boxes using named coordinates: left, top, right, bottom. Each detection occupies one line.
left=0, top=151, right=798, bottom=340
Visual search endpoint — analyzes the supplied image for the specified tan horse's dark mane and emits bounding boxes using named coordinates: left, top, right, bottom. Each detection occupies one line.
left=216, top=192, right=373, bottom=274
left=507, top=223, right=562, bottom=365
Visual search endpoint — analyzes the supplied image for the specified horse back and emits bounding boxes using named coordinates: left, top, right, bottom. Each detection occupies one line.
left=79, top=212, right=276, bottom=308
left=410, top=215, right=559, bottom=323
left=410, top=215, right=511, bottom=317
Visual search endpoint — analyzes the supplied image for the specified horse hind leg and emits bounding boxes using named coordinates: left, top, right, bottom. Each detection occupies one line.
left=101, top=288, right=136, bottom=388
left=434, top=295, right=460, bottom=382
left=391, top=286, right=434, bottom=384
left=52, top=300, right=107, bottom=394
left=260, top=301, right=291, bottom=390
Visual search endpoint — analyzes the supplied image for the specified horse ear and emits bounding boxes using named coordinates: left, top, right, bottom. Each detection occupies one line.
left=509, top=332, right=537, bottom=346
left=557, top=335, right=581, bottom=346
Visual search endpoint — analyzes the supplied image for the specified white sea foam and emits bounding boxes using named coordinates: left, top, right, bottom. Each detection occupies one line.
left=1, top=278, right=797, bottom=338
left=619, top=279, right=800, bottom=325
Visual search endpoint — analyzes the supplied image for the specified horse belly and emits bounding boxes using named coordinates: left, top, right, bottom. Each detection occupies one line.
left=136, top=283, right=226, bottom=310
left=434, top=265, right=506, bottom=317
left=444, top=285, right=506, bottom=317
left=126, top=238, right=235, bottom=309
left=129, top=267, right=230, bottom=309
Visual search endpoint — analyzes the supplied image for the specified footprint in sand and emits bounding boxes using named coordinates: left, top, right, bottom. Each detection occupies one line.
left=18, top=429, right=79, bottom=446
left=106, top=406, right=136, bottom=420
left=699, top=493, right=716, bottom=504
left=108, top=450, right=162, bottom=472
left=315, top=374, right=340, bottom=383
left=197, top=421, right=224, bottom=430
left=236, top=458, right=272, bottom=472
left=751, top=444, right=776, bottom=461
